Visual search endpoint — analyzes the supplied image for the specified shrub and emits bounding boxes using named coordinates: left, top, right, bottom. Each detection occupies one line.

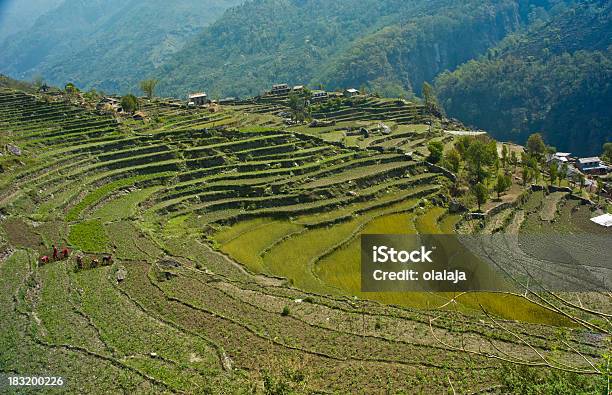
left=281, top=306, right=290, bottom=316
left=374, top=319, right=382, bottom=330
left=427, top=141, right=444, bottom=163
left=121, top=94, right=139, bottom=113
left=65, top=83, right=79, bottom=94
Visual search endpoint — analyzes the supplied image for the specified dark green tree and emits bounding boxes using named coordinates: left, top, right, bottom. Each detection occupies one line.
left=140, top=79, right=159, bottom=99
left=501, top=144, right=508, bottom=168
left=521, top=166, right=531, bottom=186
left=465, top=140, right=497, bottom=183
left=65, top=83, right=79, bottom=95
left=596, top=178, right=603, bottom=203
left=472, top=183, right=488, bottom=211
left=526, top=133, right=546, bottom=162
left=427, top=141, right=444, bottom=163
left=548, top=163, right=558, bottom=186
left=559, top=163, right=568, bottom=186
left=444, top=148, right=461, bottom=173
left=288, top=93, right=307, bottom=122
left=454, top=136, right=472, bottom=157
left=121, top=94, right=139, bottom=113
left=422, top=82, right=444, bottom=117
left=494, top=174, right=512, bottom=198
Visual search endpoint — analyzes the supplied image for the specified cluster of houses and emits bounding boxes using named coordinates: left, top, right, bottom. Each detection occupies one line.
left=187, top=92, right=238, bottom=107
left=95, top=97, right=147, bottom=119
left=548, top=151, right=611, bottom=199
left=96, top=97, right=122, bottom=112
left=181, top=83, right=361, bottom=110
left=549, top=152, right=609, bottom=176
left=269, top=83, right=361, bottom=101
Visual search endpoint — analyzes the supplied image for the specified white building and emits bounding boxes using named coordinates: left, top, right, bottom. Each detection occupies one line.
left=344, top=88, right=359, bottom=98
left=590, top=213, right=612, bottom=227
left=271, top=84, right=290, bottom=95
left=188, top=92, right=208, bottom=106
left=311, top=90, right=328, bottom=102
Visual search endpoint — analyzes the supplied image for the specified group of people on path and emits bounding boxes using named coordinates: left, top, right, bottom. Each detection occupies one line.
left=40, top=244, right=69, bottom=264
left=40, top=244, right=112, bottom=269
left=76, top=254, right=112, bottom=269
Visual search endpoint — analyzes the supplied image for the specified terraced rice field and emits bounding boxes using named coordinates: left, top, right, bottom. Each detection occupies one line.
left=0, top=89, right=608, bottom=393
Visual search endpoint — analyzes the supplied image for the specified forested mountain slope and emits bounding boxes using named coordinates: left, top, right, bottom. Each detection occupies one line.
left=0, top=0, right=242, bottom=93
left=436, top=0, right=611, bottom=156
left=0, top=0, right=63, bottom=43
left=156, top=0, right=571, bottom=98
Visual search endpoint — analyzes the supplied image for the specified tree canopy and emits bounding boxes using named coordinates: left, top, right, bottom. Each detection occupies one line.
left=140, top=79, right=159, bottom=99
left=121, top=94, right=139, bottom=113
left=526, top=133, right=546, bottom=161
left=427, top=141, right=444, bottom=163
left=436, top=2, right=612, bottom=156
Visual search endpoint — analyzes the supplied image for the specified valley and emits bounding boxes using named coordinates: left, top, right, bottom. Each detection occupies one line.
left=0, top=82, right=609, bottom=393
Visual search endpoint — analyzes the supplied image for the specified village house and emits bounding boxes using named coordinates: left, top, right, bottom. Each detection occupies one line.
left=344, top=88, right=359, bottom=98
left=311, top=90, right=328, bottom=102
left=292, top=85, right=304, bottom=93
left=271, top=84, right=290, bottom=95
left=590, top=213, right=612, bottom=228
left=96, top=97, right=122, bottom=112
left=576, top=157, right=609, bottom=175
left=132, top=111, right=146, bottom=121
left=188, top=92, right=209, bottom=106
left=549, top=152, right=572, bottom=166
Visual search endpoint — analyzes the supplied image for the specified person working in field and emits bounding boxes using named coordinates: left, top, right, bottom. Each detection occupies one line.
left=52, top=244, right=58, bottom=260
left=62, top=247, right=70, bottom=259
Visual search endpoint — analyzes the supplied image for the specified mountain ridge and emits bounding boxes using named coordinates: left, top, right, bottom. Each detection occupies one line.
left=436, top=0, right=612, bottom=155
left=0, top=0, right=243, bottom=92
left=156, top=0, right=567, bottom=98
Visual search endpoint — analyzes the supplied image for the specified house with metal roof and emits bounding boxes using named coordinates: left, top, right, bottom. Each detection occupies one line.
left=576, top=157, right=609, bottom=175
left=188, top=92, right=209, bottom=106
left=271, top=84, right=290, bottom=95
left=343, top=88, right=360, bottom=98
left=590, top=213, right=612, bottom=227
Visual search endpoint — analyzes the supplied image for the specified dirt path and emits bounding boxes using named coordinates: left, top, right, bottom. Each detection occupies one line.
left=540, top=192, right=566, bottom=221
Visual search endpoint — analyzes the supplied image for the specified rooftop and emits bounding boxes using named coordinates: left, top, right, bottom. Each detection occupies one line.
left=189, top=92, right=207, bottom=98
left=590, top=213, right=612, bottom=227
left=578, top=157, right=601, bottom=164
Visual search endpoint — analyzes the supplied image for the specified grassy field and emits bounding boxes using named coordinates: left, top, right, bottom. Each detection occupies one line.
left=0, top=87, right=608, bottom=393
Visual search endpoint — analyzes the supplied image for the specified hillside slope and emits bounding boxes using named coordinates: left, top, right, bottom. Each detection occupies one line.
left=156, top=0, right=570, bottom=98
left=0, top=84, right=608, bottom=394
left=0, top=0, right=242, bottom=93
left=436, top=0, right=612, bottom=155
left=0, top=0, right=63, bottom=43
